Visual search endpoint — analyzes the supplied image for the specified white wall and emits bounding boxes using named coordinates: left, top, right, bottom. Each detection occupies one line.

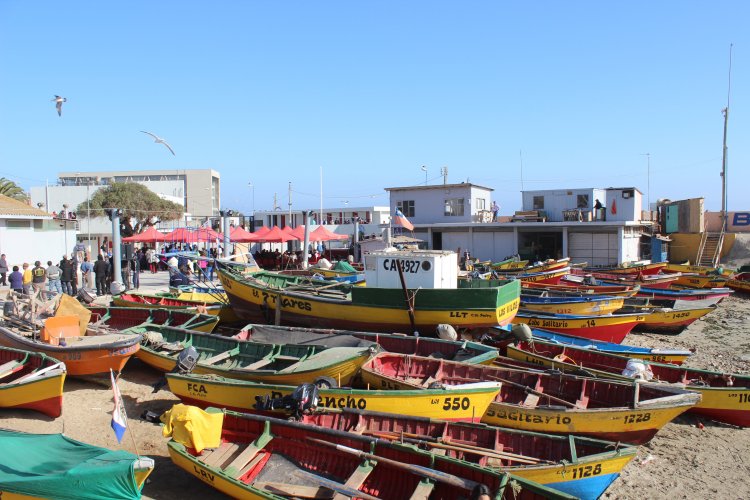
left=0, top=219, right=78, bottom=267
left=568, top=232, right=620, bottom=266
left=468, top=231, right=517, bottom=261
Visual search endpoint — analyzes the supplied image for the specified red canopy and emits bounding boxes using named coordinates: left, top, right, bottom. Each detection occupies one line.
left=163, top=227, right=196, bottom=242
left=230, top=226, right=257, bottom=243
left=289, top=225, right=307, bottom=240
left=122, top=226, right=166, bottom=243
left=194, top=227, right=224, bottom=242
left=310, top=226, right=349, bottom=241
left=253, top=226, right=298, bottom=243
left=251, top=226, right=272, bottom=238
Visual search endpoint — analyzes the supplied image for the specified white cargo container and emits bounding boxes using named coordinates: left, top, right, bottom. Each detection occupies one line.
left=363, top=249, right=458, bottom=289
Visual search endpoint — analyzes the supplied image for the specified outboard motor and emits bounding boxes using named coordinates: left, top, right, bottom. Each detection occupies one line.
left=254, top=383, right=320, bottom=420
left=152, top=346, right=199, bottom=392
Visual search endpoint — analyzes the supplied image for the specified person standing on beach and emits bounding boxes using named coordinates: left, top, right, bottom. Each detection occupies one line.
left=59, top=255, right=74, bottom=295
left=9, top=266, right=23, bottom=293
left=93, top=255, right=108, bottom=296
left=130, top=255, right=140, bottom=289
left=80, top=257, right=93, bottom=290
left=31, top=261, right=47, bottom=294
left=21, top=263, right=32, bottom=294
left=46, top=261, right=62, bottom=295
left=0, top=254, right=8, bottom=286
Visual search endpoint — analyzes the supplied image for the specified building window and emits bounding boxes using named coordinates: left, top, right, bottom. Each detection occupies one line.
left=444, top=198, right=465, bottom=216
left=533, top=196, right=545, bottom=210
left=6, top=220, right=30, bottom=229
left=577, top=194, right=589, bottom=208
left=476, top=198, right=486, bottom=210
left=397, top=200, right=415, bottom=217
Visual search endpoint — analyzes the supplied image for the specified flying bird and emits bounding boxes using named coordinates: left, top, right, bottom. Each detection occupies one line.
left=52, top=95, right=67, bottom=116
left=140, top=131, right=176, bottom=155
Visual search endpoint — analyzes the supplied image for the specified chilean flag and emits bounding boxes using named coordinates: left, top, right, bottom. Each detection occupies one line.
left=110, top=369, right=128, bottom=443
left=394, top=209, right=414, bottom=231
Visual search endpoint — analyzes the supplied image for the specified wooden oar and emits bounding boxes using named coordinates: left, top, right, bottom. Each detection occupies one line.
left=307, top=437, right=479, bottom=491
left=294, top=469, right=381, bottom=500
left=362, top=430, right=543, bottom=465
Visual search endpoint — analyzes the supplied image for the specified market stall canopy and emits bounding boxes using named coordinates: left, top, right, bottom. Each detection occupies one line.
left=122, top=226, right=166, bottom=243
left=310, top=225, right=349, bottom=241
left=230, top=226, right=257, bottom=243
left=194, top=227, right=224, bottom=242
left=163, top=227, right=196, bottom=242
left=253, top=225, right=298, bottom=243
left=250, top=226, right=272, bottom=239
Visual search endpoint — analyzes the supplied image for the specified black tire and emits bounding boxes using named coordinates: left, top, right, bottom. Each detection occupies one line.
left=313, top=376, right=338, bottom=389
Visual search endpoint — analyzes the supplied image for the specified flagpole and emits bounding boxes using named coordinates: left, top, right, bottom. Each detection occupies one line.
left=113, top=371, right=142, bottom=457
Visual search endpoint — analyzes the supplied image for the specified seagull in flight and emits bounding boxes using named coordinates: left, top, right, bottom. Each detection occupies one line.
left=52, top=95, right=67, bottom=116
left=140, top=131, right=176, bottom=155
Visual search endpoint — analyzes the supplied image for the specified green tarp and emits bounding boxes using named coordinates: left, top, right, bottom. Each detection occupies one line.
left=332, top=260, right=357, bottom=273
left=0, top=430, right=144, bottom=500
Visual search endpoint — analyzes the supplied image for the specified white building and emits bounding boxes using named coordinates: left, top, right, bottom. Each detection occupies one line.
left=29, top=169, right=220, bottom=253
left=385, top=183, right=494, bottom=224
left=254, top=205, right=390, bottom=239
left=0, top=195, right=77, bottom=265
left=389, top=185, right=653, bottom=266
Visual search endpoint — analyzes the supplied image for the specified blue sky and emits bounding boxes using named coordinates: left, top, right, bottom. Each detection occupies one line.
left=1, top=1, right=748, bottom=216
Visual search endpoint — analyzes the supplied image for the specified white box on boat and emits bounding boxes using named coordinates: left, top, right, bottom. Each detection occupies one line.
left=363, top=250, right=458, bottom=289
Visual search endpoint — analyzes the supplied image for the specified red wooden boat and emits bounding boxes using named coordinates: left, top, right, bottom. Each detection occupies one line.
left=582, top=262, right=667, bottom=276
left=167, top=406, right=577, bottom=499
left=300, top=408, right=637, bottom=500
left=512, top=311, right=645, bottom=343
left=513, top=268, right=570, bottom=285
left=361, top=353, right=700, bottom=444
left=505, top=339, right=750, bottom=428
left=566, top=272, right=679, bottom=289
left=87, top=306, right=220, bottom=332
left=522, top=281, right=639, bottom=297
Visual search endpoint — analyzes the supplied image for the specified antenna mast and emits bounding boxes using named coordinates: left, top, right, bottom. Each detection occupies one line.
left=721, top=43, right=732, bottom=230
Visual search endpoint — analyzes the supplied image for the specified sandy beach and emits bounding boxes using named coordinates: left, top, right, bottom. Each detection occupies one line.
left=2, top=272, right=750, bottom=499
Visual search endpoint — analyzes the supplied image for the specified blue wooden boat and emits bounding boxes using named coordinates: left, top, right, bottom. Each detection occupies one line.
left=493, top=326, right=693, bottom=365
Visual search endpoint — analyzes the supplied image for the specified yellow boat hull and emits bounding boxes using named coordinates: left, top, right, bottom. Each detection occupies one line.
left=672, top=274, right=728, bottom=289
left=166, top=374, right=500, bottom=423
left=0, top=371, right=65, bottom=417
left=219, top=270, right=520, bottom=332
left=360, top=367, right=695, bottom=444
left=521, top=298, right=624, bottom=316
left=664, top=263, right=732, bottom=276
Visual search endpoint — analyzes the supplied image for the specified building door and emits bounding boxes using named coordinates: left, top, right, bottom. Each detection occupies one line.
left=432, top=231, right=442, bottom=250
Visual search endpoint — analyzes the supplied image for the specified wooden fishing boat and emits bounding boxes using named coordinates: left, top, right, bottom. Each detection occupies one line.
left=512, top=310, right=645, bottom=343
left=87, top=305, right=219, bottom=333
left=361, top=353, right=700, bottom=444
left=510, top=268, right=569, bottom=285
left=616, top=304, right=717, bottom=334
left=664, top=263, right=733, bottom=276
left=217, top=262, right=521, bottom=334
left=522, top=281, right=639, bottom=297
left=489, top=327, right=693, bottom=365
left=567, top=271, right=680, bottom=289
left=520, top=295, right=624, bottom=316
left=239, top=323, right=499, bottom=365
left=505, top=339, right=750, bottom=427
left=726, top=272, right=750, bottom=293
left=301, top=408, right=637, bottom=500
left=671, top=273, right=729, bottom=289
left=0, top=429, right=154, bottom=499
left=0, top=316, right=141, bottom=377
left=131, top=324, right=376, bottom=386
left=495, top=259, right=571, bottom=274
left=0, top=346, right=66, bottom=417
left=636, top=286, right=733, bottom=304
left=583, top=261, right=667, bottom=276
left=112, top=291, right=238, bottom=323
left=491, top=258, right=529, bottom=270
left=167, top=406, right=576, bottom=500
left=166, top=372, right=503, bottom=422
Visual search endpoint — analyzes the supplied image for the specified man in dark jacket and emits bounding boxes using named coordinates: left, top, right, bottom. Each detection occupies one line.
left=59, top=255, right=74, bottom=295
left=93, top=255, right=109, bottom=296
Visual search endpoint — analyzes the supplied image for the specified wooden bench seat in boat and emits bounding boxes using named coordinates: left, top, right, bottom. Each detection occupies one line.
left=0, top=360, right=26, bottom=380
left=331, top=463, right=374, bottom=500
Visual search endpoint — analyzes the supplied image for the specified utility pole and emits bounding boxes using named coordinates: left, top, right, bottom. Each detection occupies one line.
left=641, top=153, right=651, bottom=212
left=288, top=181, right=292, bottom=225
